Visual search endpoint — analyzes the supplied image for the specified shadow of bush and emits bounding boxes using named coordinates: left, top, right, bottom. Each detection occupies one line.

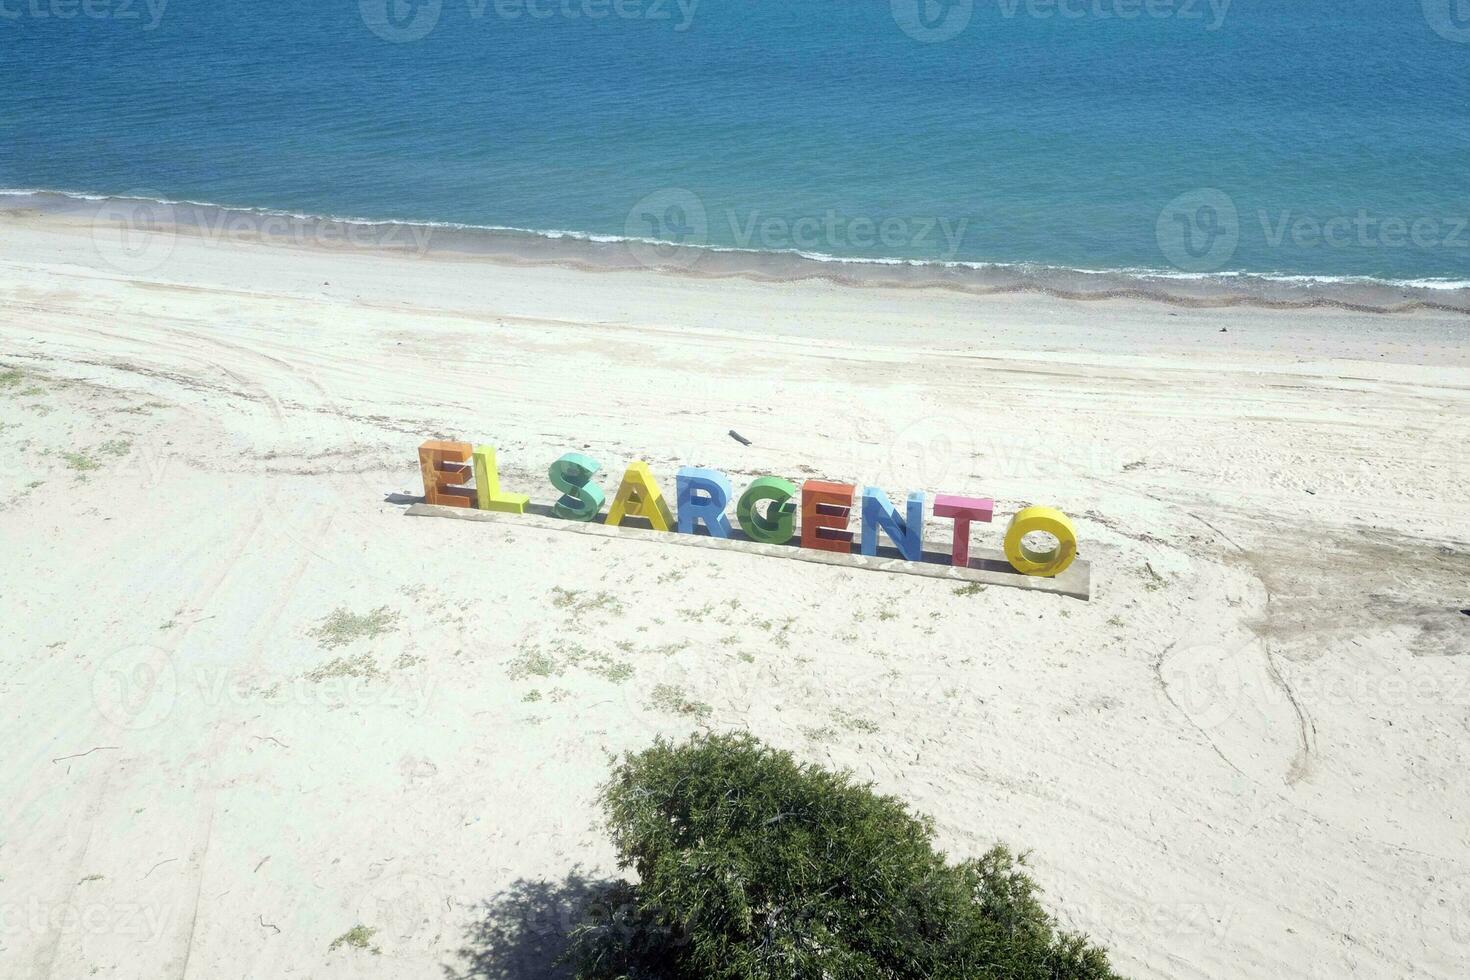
left=445, top=870, right=618, bottom=980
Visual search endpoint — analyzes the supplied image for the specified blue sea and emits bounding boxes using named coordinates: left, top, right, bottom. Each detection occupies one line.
left=4, top=0, right=1469, bottom=309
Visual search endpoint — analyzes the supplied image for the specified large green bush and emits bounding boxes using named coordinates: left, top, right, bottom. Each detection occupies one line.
left=562, top=732, right=1122, bottom=980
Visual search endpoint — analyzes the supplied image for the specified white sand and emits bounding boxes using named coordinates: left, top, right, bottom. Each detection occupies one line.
left=1, top=212, right=1467, bottom=979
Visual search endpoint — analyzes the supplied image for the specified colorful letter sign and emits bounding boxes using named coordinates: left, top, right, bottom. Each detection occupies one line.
left=418, top=440, right=1080, bottom=579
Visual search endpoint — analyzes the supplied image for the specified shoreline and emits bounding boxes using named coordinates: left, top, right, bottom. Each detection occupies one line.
left=9, top=188, right=1470, bottom=317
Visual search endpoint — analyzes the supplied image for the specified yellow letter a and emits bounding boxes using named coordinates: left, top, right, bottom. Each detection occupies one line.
left=605, top=461, right=673, bottom=531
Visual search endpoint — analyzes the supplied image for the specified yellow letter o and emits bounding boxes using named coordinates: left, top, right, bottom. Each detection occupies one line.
left=1003, top=506, right=1078, bottom=577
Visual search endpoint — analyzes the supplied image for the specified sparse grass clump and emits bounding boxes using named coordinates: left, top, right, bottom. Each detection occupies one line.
left=550, top=587, right=625, bottom=618
left=561, top=733, right=1122, bottom=980
left=62, top=451, right=102, bottom=475
left=309, top=606, right=398, bottom=649
left=565, top=643, right=633, bottom=683
left=832, top=707, right=879, bottom=734
left=0, top=368, right=23, bottom=389
left=507, top=648, right=561, bottom=680
left=593, top=659, right=634, bottom=683
left=60, top=440, right=132, bottom=481
left=800, top=724, right=837, bottom=743
left=648, top=683, right=710, bottom=719
left=303, top=653, right=383, bottom=683
left=954, top=582, right=985, bottom=597
left=328, top=924, right=381, bottom=955
left=510, top=642, right=632, bottom=683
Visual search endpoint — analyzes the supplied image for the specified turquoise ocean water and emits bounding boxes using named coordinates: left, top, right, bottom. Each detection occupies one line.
left=3, top=0, right=1468, bottom=308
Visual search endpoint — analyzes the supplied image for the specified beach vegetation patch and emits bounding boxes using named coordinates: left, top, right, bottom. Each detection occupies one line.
left=551, top=586, right=626, bottom=619
left=832, top=707, right=880, bottom=734
left=507, top=647, right=562, bottom=680
left=59, top=440, right=132, bottom=481
left=561, top=732, right=1122, bottom=980
left=303, top=653, right=384, bottom=683
left=800, top=724, right=837, bottom=743
left=647, top=684, right=710, bottom=719
left=511, top=642, right=634, bottom=683
left=328, top=924, right=381, bottom=955
left=562, top=642, right=634, bottom=682
left=309, top=606, right=399, bottom=649
left=62, top=451, right=103, bottom=475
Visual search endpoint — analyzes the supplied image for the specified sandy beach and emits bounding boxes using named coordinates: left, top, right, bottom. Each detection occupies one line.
left=1, top=209, right=1467, bottom=979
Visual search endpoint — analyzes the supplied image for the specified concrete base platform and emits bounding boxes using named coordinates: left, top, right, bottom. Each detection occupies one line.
left=404, top=502, right=1091, bottom=600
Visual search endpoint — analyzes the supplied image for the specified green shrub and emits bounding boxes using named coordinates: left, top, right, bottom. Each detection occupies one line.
left=562, top=732, right=1122, bottom=980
